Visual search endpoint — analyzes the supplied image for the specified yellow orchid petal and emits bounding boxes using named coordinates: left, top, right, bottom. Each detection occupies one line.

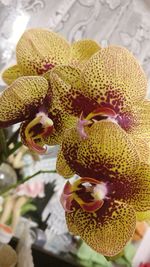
left=136, top=211, right=150, bottom=221
left=50, top=65, right=98, bottom=116
left=16, top=28, right=70, bottom=75
left=82, top=46, right=147, bottom=110
left=56, top=149, right=75, bottom=178
left=50, top=65, right=82, bottom=97
left=118, top=164, right=150, bottom=213
left=70, top=39, right=100, bottom=68
left=44, top=101, right=77, bottom=145
left=129, top=136, right=150, bottom=164
left=66, top=200, right=136, bottom=256
left=58, top=120, right=140, bottom=178
left=2, top=65, right=23, bottom=85
left=0, top=76, right=48, bottom=127
left=128, top=100, right=150, bottom=140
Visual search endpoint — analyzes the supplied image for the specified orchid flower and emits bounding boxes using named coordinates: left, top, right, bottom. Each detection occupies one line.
left=0, top=76, right=76, bottom=153
left=2, top=28, right=100, bottom=85
left=0, top=29, right=100, bottom=153
left=60, top=123, right=150, bottom=256
left=49, top=45, right=150, bottom=168
left=139, top=264, right=150, bottom=267
left=56, top=109, right=150, bottom=256
left=16, top=181, right=45, bottom=198
left=51, top=46, right=150, bottom=255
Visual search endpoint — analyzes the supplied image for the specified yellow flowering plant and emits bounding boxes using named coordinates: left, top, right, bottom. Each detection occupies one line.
left=0, top=76, right=76, bottom=153
left=60, top=129, right=150, bottom=255
left=52, top=46, right=150, bottom=255
left=0, top=28, right=150, bottom=259
left=2, top=28, right=100, bottom=84
left=0, top=28, right=100, bottom=153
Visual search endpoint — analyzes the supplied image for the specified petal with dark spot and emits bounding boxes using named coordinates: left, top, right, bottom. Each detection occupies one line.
left=66, top=200, right=136, bottom=256
left=16, top=28, right=70, bottom=75
left=58, top=120, right=140, bottom=178
left=0, top=76, right=49, bottom=127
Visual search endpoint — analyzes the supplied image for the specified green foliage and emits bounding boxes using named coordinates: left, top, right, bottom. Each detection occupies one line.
left=74, top=241, right=136, bottom=267
left=21, top=201, right=37, bottom=215
left=0, top=129, right=8, bottom=162
left=113, top=243, right=136, bottom=267
left=124, top=243, right=136, bottom=261
left=75, top=242, right=112, bottom=267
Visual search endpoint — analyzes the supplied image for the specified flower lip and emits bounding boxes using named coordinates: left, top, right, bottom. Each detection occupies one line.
left=24, top=111, right=54, bottom=154
left=36, top=112, right=54, bottom=137
left=27, top=139, right=47, bottom=154
left=61, top=177, right=107, bottom=213
left=85, top=107, right=117, bottom=121
left=77, top=107, right=117, bottom=139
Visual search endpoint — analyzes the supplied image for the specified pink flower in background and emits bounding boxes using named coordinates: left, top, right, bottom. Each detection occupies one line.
left=139, top=263, right=150, bottom=267
left=16, top=181, right=45, bottom=198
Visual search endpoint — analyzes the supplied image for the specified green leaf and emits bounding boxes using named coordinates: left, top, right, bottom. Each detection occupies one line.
left=115, top=257, right=131, bottom=267
left=124, top=243, right=136, bottom=261
left=76, top=242, right=112, bottom=267
left=106, top=251, right=124, bottom=261
left=111, top=243, right=136, bottom=267
left=0, top=128, right=8, bottom=161
left=21, top=203, right=37, bottom=215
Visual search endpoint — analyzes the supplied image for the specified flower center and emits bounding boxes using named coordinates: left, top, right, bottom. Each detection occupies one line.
left=86, top=107, right=117, bottom=121
left=77, top=107, right=117, bottom=139
left=61, top=177, right=107, bottom=213
left=25, top=112, right=54, bottom=154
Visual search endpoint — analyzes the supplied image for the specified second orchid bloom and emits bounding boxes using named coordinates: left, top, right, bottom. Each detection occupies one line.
left=54, top=45, right=150, bottom=255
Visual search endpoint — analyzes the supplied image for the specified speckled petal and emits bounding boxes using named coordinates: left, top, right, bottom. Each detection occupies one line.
left=114, top=164, right=150, bottom=214
left=44, top=99, right=77, bottom=145
left=136, top=211, right=150, bottom=221
left=16, top=28, right=70, bottom=75
left=82, top=46, right=147, bottom=112
left=58, top=120, right=140, bottom=179
left=131, top=137, right=150, bottom=164
left=70, top=40, right=100, bottom=68
left=66, top=200, right=136, bottom=256
left=0, top=76, right=49, bottom=127
left=2, top=65, right=23, bottom=85
left=19, top=96, right=77, bottom=148
left=128, top=100, right=150, bottom=140
left=50, top=65, right=99, bottom=116
left=56, top=149, right=75, bottom=178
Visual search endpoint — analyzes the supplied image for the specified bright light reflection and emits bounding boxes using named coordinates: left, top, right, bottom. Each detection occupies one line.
left=10, top=11, right=30, bottom=44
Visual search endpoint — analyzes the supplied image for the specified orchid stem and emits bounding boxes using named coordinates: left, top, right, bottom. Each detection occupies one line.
left=7, top=141, right=22, bottom=156
left=0, top=129, right=8, bottom=162
left=0, top=169, right=56, bottom=196
left=7, top=128, right=20, bottom=146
